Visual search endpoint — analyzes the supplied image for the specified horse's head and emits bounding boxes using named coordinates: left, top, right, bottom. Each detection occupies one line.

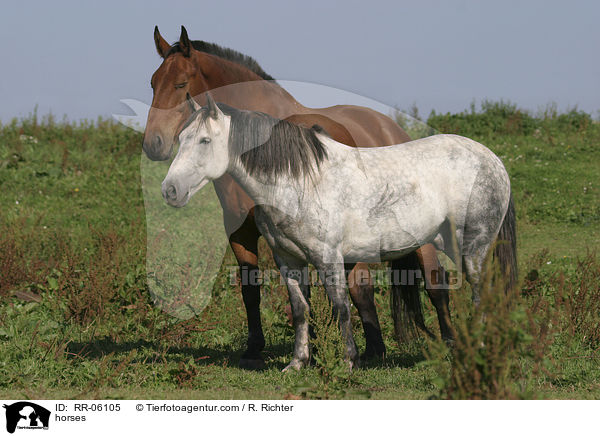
left=143, top=26, right=211, bottom=161
left=162, top=93, right=231, bottom=207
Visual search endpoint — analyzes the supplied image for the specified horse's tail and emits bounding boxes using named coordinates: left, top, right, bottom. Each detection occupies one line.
left=390, top=256, right=433, bottom=343
left=494, top=192, right=518, bottom=293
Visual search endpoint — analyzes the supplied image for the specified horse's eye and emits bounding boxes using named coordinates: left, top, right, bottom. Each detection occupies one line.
left=174, top=82, right=188, bottom=89
left=200, top=137, right=211, bottom=145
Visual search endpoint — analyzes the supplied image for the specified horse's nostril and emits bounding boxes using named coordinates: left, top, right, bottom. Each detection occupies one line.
left=152, top=135, right=163, bottom=150
left=166, top=185, right=177, bottom=200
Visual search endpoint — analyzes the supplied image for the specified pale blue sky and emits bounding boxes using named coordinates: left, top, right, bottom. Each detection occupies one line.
left=1, top=0, right=598, bottom=122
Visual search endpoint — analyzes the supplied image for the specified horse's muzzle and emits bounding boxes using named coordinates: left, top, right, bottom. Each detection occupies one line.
left=161, top=179, right=189, bottom=208
left=143, top=134, right=172, bottom=161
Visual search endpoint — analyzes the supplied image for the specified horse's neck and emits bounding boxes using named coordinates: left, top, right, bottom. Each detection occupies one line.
left=226, top=159, right=298, bottom=212
left=197, top=53, right=305, bottom=118
left=226, top=162, right=273, bottom=205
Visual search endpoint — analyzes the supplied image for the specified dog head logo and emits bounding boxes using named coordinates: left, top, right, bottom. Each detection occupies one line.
left=3, top=402, right=50, bottom=434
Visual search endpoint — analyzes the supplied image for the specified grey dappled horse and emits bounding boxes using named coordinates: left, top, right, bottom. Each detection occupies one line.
left=162, top=93, right=517, bottom=370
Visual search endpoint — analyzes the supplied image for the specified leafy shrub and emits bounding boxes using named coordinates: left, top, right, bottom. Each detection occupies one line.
left=556, top=252, right=600, bottom=348
left=428, top=99, right=538, bottom=137
left=425, top=257, right=551, bottom=399
left=308, top=289, right=351, bottom=397
left=425, top=251, right=600, bottom=399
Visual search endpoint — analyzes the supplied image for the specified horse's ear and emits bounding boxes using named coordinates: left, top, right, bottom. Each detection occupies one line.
left=205, top=93, right=222, bottom=120
left=179, top=25, right=191, bottom=58
left=154, top=26, right=171, bottom=58
left=186, top=93, right=200, bottom=113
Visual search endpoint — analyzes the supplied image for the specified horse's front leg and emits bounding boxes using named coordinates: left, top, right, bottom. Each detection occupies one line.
left=228, top=220, right=265, bottom=370
left=274, top=254, right=310, bottom=371
left=317, top=256, right=359, bottom=369
left=214, top=176, right=266, bottom=369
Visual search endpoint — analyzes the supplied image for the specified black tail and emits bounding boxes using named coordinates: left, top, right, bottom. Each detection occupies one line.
left=390, top=255, right=433, bottom=343
left=494, top=192, right=518, bottom=293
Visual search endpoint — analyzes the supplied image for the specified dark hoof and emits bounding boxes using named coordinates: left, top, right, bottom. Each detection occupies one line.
left=360, top=347, right=385, bottom=362
left=443, top=337, right=456, bottom=348
left=239, top=357, right=266, bottom=370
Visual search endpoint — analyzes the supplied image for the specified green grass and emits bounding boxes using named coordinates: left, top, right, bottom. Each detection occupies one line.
left=0, top=104, right=599, bottom=399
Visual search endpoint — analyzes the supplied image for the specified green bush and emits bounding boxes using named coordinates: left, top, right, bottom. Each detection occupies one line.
left=427, top=99, right=538, bottom=137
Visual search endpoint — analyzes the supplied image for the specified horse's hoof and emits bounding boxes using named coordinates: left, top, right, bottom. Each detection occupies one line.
left=348, top=358, right=359, bottom=372
left=239, top=357, right=266, bottom=371
left=361, top=347, right=385, bottom=362
left=282, top=359, right=305, bottom=372
left=443, top=337, right=455, bottom=348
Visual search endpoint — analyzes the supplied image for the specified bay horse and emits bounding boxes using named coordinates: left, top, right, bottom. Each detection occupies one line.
left=162, top=95, right=518, bottom=370
left=144, top=26, right=452, bottom=368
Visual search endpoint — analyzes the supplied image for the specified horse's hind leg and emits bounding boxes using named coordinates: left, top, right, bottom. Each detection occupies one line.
left=390, top=253, right=430, bottom=342
left=416, top=244, right=453, bottom=342
left=462, top=244, right=493, bottom=307
left=346, top=263, right=386, bottom=359
left=318, top=259, right=359, bottom=369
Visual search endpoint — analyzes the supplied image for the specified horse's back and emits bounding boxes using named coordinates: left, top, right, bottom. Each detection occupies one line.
left=313, top=104, right=411, bottom=147
left=319, top=134, right=510, bottom=237
left=395, top=134, right=511, bottom=214
left=325, top=134, right=507, bottom=190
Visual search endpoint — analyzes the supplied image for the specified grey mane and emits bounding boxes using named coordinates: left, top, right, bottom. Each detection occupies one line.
left=189, top=104, right=328, bottom=180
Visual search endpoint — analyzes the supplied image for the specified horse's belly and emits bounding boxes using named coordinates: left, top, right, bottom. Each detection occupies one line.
left=343, top=244, right=420, bottom=263
left=341, top=225, right=422, bottom=263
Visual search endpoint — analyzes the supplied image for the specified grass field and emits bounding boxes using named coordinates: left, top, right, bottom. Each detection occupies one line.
left=0, top=103, right=599, bottom=399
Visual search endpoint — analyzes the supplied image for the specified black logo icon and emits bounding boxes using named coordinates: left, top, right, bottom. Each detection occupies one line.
left=3, top=402, right=50, bottom=434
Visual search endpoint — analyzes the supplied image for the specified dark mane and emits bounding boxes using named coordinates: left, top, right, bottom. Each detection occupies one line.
left=192, top=104, right=328, bottom=180
left=166, top=41, right=275, bottom=81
